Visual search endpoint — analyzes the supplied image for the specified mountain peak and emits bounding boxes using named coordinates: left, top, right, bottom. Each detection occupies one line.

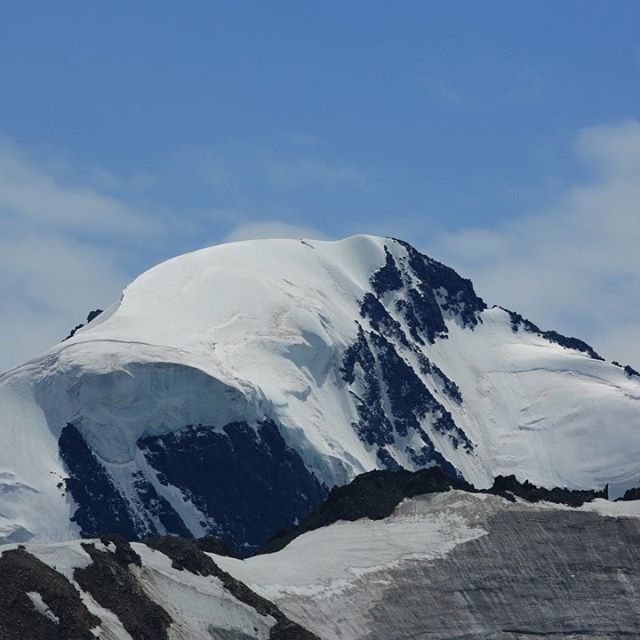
left=0, top=235, right=638, bottom=549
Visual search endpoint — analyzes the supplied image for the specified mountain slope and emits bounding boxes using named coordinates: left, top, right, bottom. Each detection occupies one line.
left=0, top=535, right=318, bottom=640
left=2, top=479, right=639, bottom=640
left=215, top=488, right=640, bottom=640
left=0, top=234, right=638, bottom=549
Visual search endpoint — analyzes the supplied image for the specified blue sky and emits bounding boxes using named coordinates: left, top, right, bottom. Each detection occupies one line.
left=1, top=1, right=640, bottom=370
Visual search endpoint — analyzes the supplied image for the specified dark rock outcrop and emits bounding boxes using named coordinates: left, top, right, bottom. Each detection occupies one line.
left=611, top=361, right=639, bottom=378
left=370, top=246, right=403, bottom=295
left=340, top=241, right=484, bottom=481
left=502, top=307, right=604, bottom=361
left=145, top=536, right=319, bottom=640
left=341, top=324, right=470, bottom=477
left=489, top=474, right=608, bottom=506
left=193, top=535, right=238, bottom=557
left=59, top=419, right=327, bottom=553
left=59, top=424, right=189, bottom=540
left=260, top=467, right=609, bottom=555
left=63, top=309, right=103, bottom=341
left=392, top=239, right=486, bottom=337
left=618, top=486, right=640, bottom=501
left=59, top=424, right=140, bottom=539
left=74, top=539, right=172, bottom=640
left=139, top=420, right=328, bottom=553
left=261, top=467, right=472, bottom=553
left=0, top=547, right=99, bottom=640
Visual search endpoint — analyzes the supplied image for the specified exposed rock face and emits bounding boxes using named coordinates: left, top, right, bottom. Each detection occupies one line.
left=59, top=423, right=142, bottom=539
left=618, top=486, right=640, bottom=501
left=488, top=473, right=608, bottom=506
left=502, top=307, right=605, bottom=361
left=139, top=420, right=328, bottom=553
left=0, top=535, right=318, bottom=639
left=342, top=242, right=480, bottom=477
left=358, top=505, right=640, bottom=640
left=63, top=309, right=103, bottom=341
left=222, top=492, right=640, bottom=640
left=74, top=539, right=172, bottom=640
left=261, top=467, right=607, bottom=554
left=145, top=537, right=319, bottom=640
left=0, top=547, right=99, bottom=640
left=59, top=419, right=328, bottom=552
left=262, top=467, right=471, bottom=553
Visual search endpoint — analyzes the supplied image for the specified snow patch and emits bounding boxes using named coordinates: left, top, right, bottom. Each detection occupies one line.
left=214, top=491, right=488, bottom=599
left=26, top=592, right=60, bottom=624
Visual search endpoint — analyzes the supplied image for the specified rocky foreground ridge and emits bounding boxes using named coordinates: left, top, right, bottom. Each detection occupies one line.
left=2, top=469, right=639, bottom=640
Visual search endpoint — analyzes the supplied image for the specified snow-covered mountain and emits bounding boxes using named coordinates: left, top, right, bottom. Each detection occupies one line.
left=0, top=234, right=639, bottom=549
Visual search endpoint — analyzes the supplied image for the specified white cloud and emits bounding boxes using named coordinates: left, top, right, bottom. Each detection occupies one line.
left=0, top=139, right=156, bottom=235
left=174, top=147, right=366, bottom=194
left=0, top=136, right=353, bottom=372
left=3, top=121, right=638, bottom=374
left=433, top=119, right=640, bottom=367
left=0, top=138, right=159, bottom=372
left=0, top=230, right=128, bottom=372
left=222, top=220, right=330, bottom=243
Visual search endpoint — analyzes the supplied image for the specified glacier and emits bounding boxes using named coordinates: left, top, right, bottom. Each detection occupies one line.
left=0, top=234, right=638, bottom=548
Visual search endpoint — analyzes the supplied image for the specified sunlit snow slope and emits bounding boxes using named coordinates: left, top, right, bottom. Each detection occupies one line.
left=0, top=235, right=638, bottom=547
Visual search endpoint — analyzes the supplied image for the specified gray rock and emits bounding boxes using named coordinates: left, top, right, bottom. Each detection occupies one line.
left=262, top=495, right=640, bottom=639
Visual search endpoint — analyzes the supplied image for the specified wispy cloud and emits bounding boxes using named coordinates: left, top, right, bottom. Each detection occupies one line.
left=0, top=229, right=128, bottom=371
left=223, top=220, right=330, bottom=243
left=0, top=136, right=363, bottom=372
left=0, top=139, right=156, bottom=235
left=167, top=146, right=367, bottom=203
left=0, top=138, right=163, bottom=371
left=3, top=120, right=637, bottom=375
left=433, top=119, right=640, bottom=366
left=185, top=149, right=366, bottom=193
